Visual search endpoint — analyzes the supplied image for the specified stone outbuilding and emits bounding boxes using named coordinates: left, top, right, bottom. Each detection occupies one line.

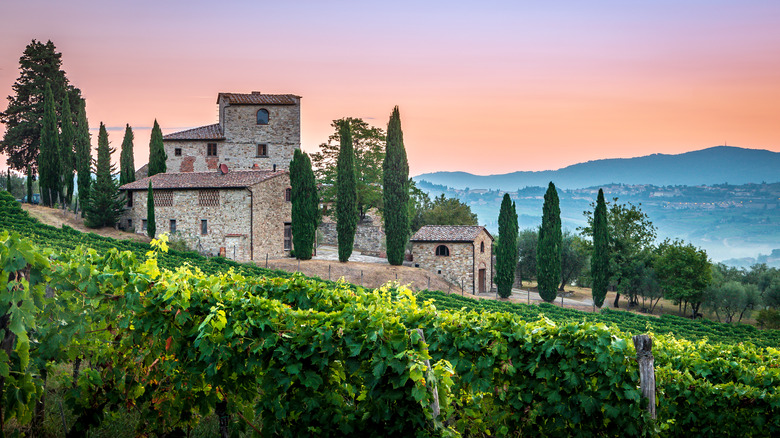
left=410, top=225, right=494, bottom=294
left=162, top=92, right=301, bottom=173
left=119, top=168, right=291, bottom=262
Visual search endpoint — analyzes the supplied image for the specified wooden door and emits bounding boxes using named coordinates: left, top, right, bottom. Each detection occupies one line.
left=478, top=268, right=486, bottom=294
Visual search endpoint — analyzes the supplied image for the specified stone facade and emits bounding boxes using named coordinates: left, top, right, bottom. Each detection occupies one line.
left=119, top=171, right=291, bottom=262
left=163, top=92, right=301, bottom=173
left=410, top=226, right=493, bottom=294
left=318, top=211, right=385, bottom=255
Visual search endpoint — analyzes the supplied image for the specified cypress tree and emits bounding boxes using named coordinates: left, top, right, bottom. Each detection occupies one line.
left=147, top=180, right=156, bottom=238
left=119, top=124, right=136, bottom=186
left=148, top=119, right=166, bottom=177
left=60, top=92, right=76, bottom=206
left=382, top=106, right=410, bottom=266
left=26, top=166, right=33, bottom=204
left=591, top=188, right=610, bottom=307
left=290, top=149, right=318, bottom=260
left=336, top=121, right=357, bottom=262
left=39, top=81, right=61, bottom=206
left=84, top=123, right=124, bottom=228
left=537, top=181, right=562, bottom=302
left=74, top=99, right=91, bottom=216
left=495, top=193, right=519, bottom=298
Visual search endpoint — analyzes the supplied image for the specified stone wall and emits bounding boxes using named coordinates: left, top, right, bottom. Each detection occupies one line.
left=118, top=172, right=291, bottom=262
left=249, top=173, right=292, bottom=259
left=119, top=188, right=253, bottom=261
left=473, top=230, right=494, bottom=293
left=164, top=97, right=300, bottom=173
left=412, top=241, right=475, bottom=293
left=318, top=221, right=385, bottom=256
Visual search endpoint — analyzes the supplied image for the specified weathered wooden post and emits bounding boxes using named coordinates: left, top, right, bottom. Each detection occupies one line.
left=632, top=334, right=656, bottom=419
left=410, top=329, right=440, bottom=420
left=328, top=264, right=331, bottom=281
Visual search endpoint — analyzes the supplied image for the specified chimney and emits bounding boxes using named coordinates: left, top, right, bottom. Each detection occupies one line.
left=252, top=91, right=262, bottom=95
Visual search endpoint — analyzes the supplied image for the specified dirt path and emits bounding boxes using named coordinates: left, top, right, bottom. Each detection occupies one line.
left=21, top=204, right=152, bottom=243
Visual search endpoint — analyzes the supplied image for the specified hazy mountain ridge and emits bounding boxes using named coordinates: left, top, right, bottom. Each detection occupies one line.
left=413, top=146, right=780, bottom=190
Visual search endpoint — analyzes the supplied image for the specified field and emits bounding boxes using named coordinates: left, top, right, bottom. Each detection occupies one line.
left=1, top=191, right=779, bottom=437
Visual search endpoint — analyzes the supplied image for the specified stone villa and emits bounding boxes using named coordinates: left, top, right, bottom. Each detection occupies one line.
left=410, top=225, right=494, bottom=294
left=119, top=92, right=298, bottom=261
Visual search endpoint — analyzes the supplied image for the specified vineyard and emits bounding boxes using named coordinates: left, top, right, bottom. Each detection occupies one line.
left=0, top=191, right=779, bottom=436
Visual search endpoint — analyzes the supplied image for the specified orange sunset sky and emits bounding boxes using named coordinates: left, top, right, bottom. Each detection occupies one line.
left=1, top=0, right=779, bottom=176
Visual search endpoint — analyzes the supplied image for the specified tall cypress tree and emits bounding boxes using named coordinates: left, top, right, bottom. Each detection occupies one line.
left=74, top=99, right=91, bottom=215
left=290, top=149, right=318, bottom=259
left=60, top=92, right=76, bottom=206
left=147, top=180, right=156, bottom=238
left=84, top=123, right=124, bottom=228
left=495, top=193, right=519, bottom=298
left=120, top=124, right=136, bottom=185
left=147, top=119, right=166, bottom=177
left=39, top=81, right=61, bottom=206
left=537, top=181, right=562, bottom=302
left=382, top=106, right=410, bottom=266
left=591, top=188, right=610, bottom=307
left=26, top=166, right=33, bottom=204
left=336, top=121, right=357, bottom=262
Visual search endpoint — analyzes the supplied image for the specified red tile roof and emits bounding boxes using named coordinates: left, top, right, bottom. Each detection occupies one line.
left=119, top=170, right=286, bottom=191
left=162, top=123, right=224, bottom=141
left=217, top=92, right=299, bottom=105
left=410, top=225, right=493, bottom=242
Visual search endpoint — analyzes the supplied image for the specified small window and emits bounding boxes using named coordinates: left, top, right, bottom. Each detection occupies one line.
left=126, top=191, right=133, bottom=207
left=285, top=188, right=292, bottom=202
left=257, top=109, right=269, bottom=125
left=154, top=191, right=173, bottom=207
left=435, top=245, right=449, bottom=256
left=174, top=148, right=182, bottom=156
left=201, top=219, right=208, bottom=235
left=284, top=223, right=292, bottom=250
left=127, top=219, right=133, bottom=229
left=257, top=144, right=268, bottom=157
left=198, top=190, right=219, bottom=207
left=170, top=219, right=177, bottom=234
left=207, top=143, right=217, bottom=157
left=142, top=219, right=147, bottom=231
left=480, top=241, right=485, bottom=253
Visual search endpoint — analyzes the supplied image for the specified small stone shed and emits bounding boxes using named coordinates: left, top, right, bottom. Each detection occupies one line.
left=410, top=225, right=494, bottom=294
left=119, top=169, right=291, bottom=262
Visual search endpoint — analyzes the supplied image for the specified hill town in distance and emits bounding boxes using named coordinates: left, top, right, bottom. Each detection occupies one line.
left=414, top=146, right=780, bottom=267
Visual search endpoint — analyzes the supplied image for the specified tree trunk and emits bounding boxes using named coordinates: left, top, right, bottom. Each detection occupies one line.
left=216, top=400, right=229, bottom=438
left=31, top=367, right=47, bottom=436
left=632, top=335, right=656, bottom=420
left=613, top=292, right=621, bottom=308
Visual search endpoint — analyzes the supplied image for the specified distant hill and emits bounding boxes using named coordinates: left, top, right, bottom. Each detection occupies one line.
left=413, top=146, right=780, bottom=190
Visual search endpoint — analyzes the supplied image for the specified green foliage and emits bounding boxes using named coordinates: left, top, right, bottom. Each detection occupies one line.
left=591, top=189, right=609, bottom=307
left=147, top=119, right=166, bottom=177
left=0, top=39, right=80, bottom=176
left=147, top=180, right=156, bottom=238
left=290, top=149, right=317, bottom=260
left=74, top=99, right=92, bottom=215
left=495, top=193, right=518, bottom=298
left=655, top=239, right=712, bottom=318
left=119, top=124, right=135, bottom=186
left=84, top=123, right=124, bottom=228
left=312, top=117, right=385, bottom=220
left=413, top=194, right=478, bottom=231
left=383, top=106, right=410, bottom=266
left=336, top=121, right=357, bottom=262
left=39, top=81, right=61, bottom=207
left=537, top=182, right=561, bottom=302
left=516, top=228, right=538, bottom=283
left=59, top=92, right=76, bottom=205
left=560, top=231, right=588, bottom=291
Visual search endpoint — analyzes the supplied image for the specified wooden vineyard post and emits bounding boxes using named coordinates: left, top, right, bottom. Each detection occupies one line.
left=632, top=334, right=656, bottom=419
left=411, top=329, right=440, bottom=420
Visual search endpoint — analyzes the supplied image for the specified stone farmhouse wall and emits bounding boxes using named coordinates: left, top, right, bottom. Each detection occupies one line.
left=318, top=221, right=385, bottom=256
left=411, top=229, right=493, bottom=294
left=164, top=97, right=300, bottom=173
left=119, top=174, right=291, bottom=262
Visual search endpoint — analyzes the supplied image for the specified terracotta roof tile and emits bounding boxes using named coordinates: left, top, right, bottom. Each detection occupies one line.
left=217, top=92, right=299, bottom=105
left=410, top=225, right=492, bottom=242
left=119, top=170, right=286, bottom=191
left=162, top=123, right=224, bottom=141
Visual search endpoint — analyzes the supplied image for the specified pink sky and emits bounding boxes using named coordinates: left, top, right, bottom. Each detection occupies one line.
left=1, top=0, right=779, bottom=176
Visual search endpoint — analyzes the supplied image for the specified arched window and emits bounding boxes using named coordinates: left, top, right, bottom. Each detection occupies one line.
left=480, top=241, right=485, bottom=253
left=256, top=109, right=269, bottom=125
left=435, top=245, right=449, bottom=256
